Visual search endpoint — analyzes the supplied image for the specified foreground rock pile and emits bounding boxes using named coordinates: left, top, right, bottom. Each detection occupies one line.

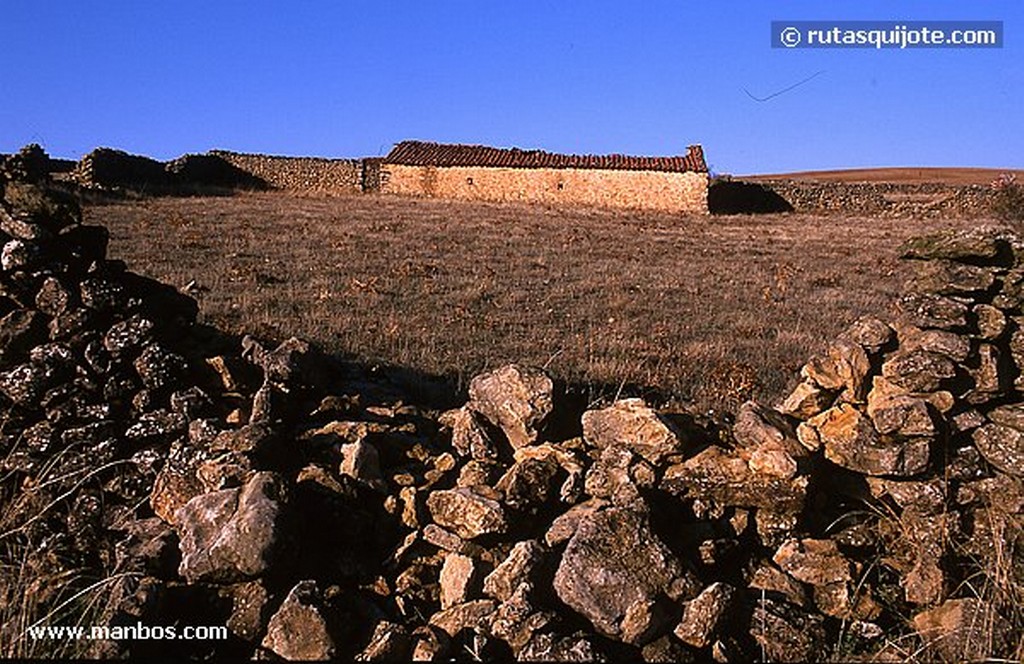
left=0, top=157, right=1021, bottom=661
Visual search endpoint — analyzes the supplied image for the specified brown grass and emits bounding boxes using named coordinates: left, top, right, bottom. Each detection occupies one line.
left=87, top=192, right=969, bottom=414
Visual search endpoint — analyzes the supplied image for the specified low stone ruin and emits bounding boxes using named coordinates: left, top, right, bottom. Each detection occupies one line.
left=742, top=179, right=998, bottom=218
left=0, top=153, right=1021, bottom=661
left=73, top=148, right=268, bottom=194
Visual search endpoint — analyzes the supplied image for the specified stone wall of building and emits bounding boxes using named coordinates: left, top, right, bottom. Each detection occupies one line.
left=381, top=164, right=709, bottom=213
left=210, top=150, right=364, bottom=195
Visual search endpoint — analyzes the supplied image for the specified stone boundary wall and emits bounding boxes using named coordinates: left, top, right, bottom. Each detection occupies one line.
left=74, top=147, right=172, bottom=190
left=381, top=164, right=709, bottom=214
left=210, top=150, right=365, bottom=195
left=752, top=179, right=995, bottom=218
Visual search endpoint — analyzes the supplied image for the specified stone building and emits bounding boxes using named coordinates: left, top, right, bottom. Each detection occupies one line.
left=380, top=141, right=709, bottom=213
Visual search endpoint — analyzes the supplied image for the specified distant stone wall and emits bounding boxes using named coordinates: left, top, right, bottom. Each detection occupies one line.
left=75, top=148, right=172, bottom=190
left=381, top=164, right=709, bottom=213
left=210, top=150, right=364, bottom=195
left=73, top=149, right=269, bottom=193
left=753, top=179, right=995, bottom=218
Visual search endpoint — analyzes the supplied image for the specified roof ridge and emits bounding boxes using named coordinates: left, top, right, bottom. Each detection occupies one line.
left=385, top=141, right=707, bottom=173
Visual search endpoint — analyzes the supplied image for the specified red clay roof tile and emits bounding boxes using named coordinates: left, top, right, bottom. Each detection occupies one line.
left=384, top=141, right=707, bottom=173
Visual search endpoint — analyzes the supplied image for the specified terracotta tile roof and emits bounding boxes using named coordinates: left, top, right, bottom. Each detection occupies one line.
left=384, top=141, right=707, bottom=173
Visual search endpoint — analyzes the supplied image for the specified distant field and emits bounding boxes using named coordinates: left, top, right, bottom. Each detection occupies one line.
left=740, top=166, right=1024, bottom=186
left=89, top=192, right=973, bottom=414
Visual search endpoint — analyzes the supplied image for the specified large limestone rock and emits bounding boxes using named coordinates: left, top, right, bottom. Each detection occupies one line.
left=882, top=349, right=957, bottom=392
left=800, top=339, right=871, bottom=401
left=837, top=316, right=894, bottom=354
left=483, top=540, right=544, bottom=602
left=467, top=364, right=553, bottom=449
left=439, top=553, right=481, bottom=610
left=662, top=445, right=807, bottom=516
left=261, top=581, right=336, bottom=661
left=972, top=422, right=1024, bottom=477
left=732, top=400, right=807, bottom=479
left=896, top=293, right=969, bottom=330
left=175, top=471, right=285, bottom=583
left=426, top=487, right=508, bottom=540
left=777, top=379, right=834, bottom=419
left=773, top=538, right=852, bottom=587
left=581, top=398, right=684, bottom=464
left=898, top=326, right=971, bottom=363
left=553, top=507, right=696, bottom=638
left=802, top=403, right=930, bottom=477
left=673, top=582, right=737, bottom=649
left=910, top=259, right=996, bottom=295
left=912, top=598, right=1011, bottom=662
left=900, top=228, right=1009, bottom=262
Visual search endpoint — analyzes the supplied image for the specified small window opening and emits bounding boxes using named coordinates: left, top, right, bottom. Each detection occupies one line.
left=466, top=177, right=474, bottom=185
left=557, top=182, right=565, bottom=191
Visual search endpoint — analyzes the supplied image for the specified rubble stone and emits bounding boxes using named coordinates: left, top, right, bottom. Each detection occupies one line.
left=483, top=540, right=544, bottom=602
left=261, top=581, right=336, bottom=661
left=426, top=487, right=508, bottom=540
left=800, top=339, right=871, bottom=401
left=175, top=472, right=285, bottom=582
left=553, top=507, right=696, bottom=637
left=582, top=398, right=684, bottom=464
left=439, top=553, right=480, bottom=610
left=807, top=403, right=931, bottom=477
left=896, top=292, right=969, bottom=330
left=662, top=445, right=808, bottom=513
left=777, top=380, right=834, bottom=419
left=912, top=598, right=1011, bottom=662
left=674, top=582, right=737, bottom=649
left=467, top=364, right=553, bottom=449
left=972, top=421, right=1024, bottom=476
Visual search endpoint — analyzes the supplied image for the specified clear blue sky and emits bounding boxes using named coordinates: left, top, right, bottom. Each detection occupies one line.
left=1, top=1, right=1020, bottom=174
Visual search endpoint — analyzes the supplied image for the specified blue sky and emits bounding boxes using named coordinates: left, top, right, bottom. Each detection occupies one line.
left=1, top=1, right=1020, bottom=174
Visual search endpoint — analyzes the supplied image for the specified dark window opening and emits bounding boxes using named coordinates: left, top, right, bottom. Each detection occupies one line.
left=557, top=182, right=564, bottom=190
left=466, top=177, right=474, bottom=185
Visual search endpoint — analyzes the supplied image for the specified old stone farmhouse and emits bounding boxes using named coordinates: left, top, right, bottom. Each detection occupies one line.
left=381, top=141, right=709, bottom=213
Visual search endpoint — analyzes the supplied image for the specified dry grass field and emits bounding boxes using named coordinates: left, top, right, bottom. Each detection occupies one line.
left=88, top=191, right=972, bottom=415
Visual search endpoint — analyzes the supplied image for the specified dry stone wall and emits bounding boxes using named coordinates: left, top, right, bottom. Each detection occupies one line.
left=751, top=179, right=996, bottom=218
left=73, top=149, right=268, bottom=193
left=210, top=150, right=364, bottom=195
left=74, top=147, right=173, bottom=191
left=0, top=150, right=1021, bottom=661
left=382, top=164, right=709, bottom=213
